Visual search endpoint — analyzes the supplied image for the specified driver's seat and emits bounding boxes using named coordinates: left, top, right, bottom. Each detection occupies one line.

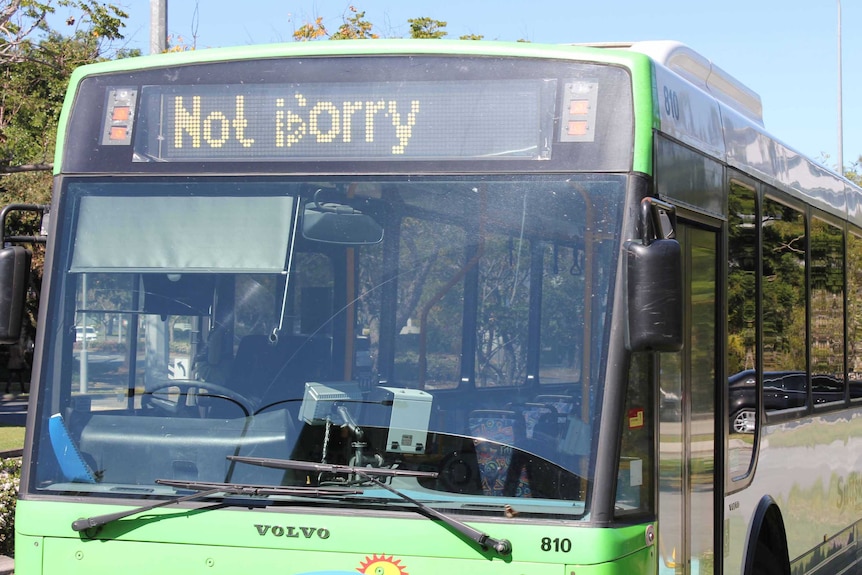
left=222, top=334, right=331, bottom=415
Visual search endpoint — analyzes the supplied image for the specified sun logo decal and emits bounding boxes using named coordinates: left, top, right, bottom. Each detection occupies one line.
left=356, top=554, right=409, bottom=575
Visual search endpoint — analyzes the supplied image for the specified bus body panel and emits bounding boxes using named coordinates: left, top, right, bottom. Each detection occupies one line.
left=725, top=410, right=862, bottom=574
left=16, top=500, right=653, bottom=573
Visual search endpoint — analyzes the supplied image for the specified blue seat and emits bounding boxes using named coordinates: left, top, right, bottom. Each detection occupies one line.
left=48, top=413, right=97, bottom=483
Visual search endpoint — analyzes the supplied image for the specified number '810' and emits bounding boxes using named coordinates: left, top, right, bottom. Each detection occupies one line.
left=663, top=86, right=680, bottom=121
left=540, top=537, right=572, bottom=552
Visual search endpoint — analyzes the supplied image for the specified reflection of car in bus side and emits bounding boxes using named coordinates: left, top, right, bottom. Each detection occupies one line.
left=729, top=370, right=862, bottom=433
left=659, top=387, right=681, bottom=421
left=74, top=326, right=98, bottom=342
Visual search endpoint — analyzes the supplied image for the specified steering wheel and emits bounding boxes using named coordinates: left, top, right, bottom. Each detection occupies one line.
left=142, top=380, right=254, bottom=418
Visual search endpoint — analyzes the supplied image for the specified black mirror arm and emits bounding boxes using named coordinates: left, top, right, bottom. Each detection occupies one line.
left=639, top=197, right=677, bottom=246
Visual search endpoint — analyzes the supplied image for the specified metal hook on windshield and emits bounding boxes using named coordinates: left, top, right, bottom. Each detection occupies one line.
left=271, top=199, right=303, bottom=346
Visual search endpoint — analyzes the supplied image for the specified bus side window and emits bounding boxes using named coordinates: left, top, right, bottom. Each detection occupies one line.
left=761, top=196, right=807, bottom=412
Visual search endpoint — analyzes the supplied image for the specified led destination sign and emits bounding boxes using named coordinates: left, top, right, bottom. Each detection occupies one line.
left=127, top=80, right=558, bottom=162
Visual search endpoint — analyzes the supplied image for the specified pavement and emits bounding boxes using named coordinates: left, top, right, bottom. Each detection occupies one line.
left=0, top=554, right=11, bottom=574
left=0, top=393, right=28, bottom=574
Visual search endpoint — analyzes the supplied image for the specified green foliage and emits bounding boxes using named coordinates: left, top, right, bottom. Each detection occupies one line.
left=293, top=6, right=378, bottom=41
left=0, top=457, right=20, bottom=557
left=1, top=2, right=137, bottom=175
left=1, top=2, right=136, bottom=340
left=331, top=6, right=378, bottom=40
left=847, top=156, right=862, bottom=186
left=407, top=17, right=447, bottom=39
left=1, top=1, right=128, bottom=59
left=292, top=17, right=328, bottom=42
left=2, top=31, right=96, bottom=169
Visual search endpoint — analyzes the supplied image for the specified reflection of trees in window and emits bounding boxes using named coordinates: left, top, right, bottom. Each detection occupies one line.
left=689, top=230, right=716, bottom=414
left=476, top=234, right=530, bottom=387
left=617, top=352, right=653, bottom=516
left=350, top=180, right=618, bottom=391
left=809, top=218, right=844, bottom=384
left=727, top=182, right=757, bottom=376
left=847, top=234, right=862, bottom=380
left=539, top=243, right=584, bottom=384
left=727, top=182, right=757, bottom=477
left=761, top=197, right=806, bottom=373
left=81, top=274, right=135, bottom=311
left=291, top=253, right=334, bottom=336
left=393, top=217, right=466, bottom=388
left=78, top=273, right=136, bottom=336
left=234, top=275, right=278, bottom=339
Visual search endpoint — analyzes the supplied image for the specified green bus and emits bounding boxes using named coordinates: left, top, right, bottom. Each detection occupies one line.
left=3, top=39, right=862, bottom=575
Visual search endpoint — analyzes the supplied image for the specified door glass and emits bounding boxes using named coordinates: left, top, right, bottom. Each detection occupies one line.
left=688, top=227, right=716, bottom=575
left=727, top=181, right=757, bottom=479
left=658, top=352, right=684, bottom=573
left=658, top=225, right=716, bottom=575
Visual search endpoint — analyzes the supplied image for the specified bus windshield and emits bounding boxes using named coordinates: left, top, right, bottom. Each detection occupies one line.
left=32, top=174, right=624, bottom=519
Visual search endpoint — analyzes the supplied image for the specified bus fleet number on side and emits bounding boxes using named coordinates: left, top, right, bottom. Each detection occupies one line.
left=663, top=86, right=680, bottom=121
left=541, top=537, right=572, bottom=552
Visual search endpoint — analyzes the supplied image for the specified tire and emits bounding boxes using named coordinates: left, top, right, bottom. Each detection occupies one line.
left=752, top=542, right=783, bottom=575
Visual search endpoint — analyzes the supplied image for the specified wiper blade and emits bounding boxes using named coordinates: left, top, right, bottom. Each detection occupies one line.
left=228, top=455, right=438, bottom=479
left=155, top=479, right=363, bottom=497
left=71, top=480, right=361, bottom=533
left=228, top=456, right=512, bottom=558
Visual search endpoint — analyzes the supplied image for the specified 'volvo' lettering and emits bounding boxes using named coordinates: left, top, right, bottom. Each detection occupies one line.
left=254, top=524, right=331, bottom=539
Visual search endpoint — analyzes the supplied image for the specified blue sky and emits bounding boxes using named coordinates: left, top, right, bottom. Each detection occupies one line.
left=99, top=1, right=859, bottom=172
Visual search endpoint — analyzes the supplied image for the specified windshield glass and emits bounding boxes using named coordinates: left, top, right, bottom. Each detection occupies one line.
left=31, top=174, right=624, bottom=519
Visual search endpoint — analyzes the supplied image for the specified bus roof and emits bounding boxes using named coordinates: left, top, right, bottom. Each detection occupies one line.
left=586, top=41, right=861, bottom=224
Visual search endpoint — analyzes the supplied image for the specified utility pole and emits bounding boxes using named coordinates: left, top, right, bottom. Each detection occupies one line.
left=150, top=0, right=167, bottom=54
left=837, top=0, right=844, bottom=175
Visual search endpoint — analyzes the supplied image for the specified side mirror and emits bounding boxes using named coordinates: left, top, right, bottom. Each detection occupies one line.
left=302, top=202, right=384, bottom=245
left=0, top=246, right=31, bottom=344
left=624, top=198, right=683, bottom=352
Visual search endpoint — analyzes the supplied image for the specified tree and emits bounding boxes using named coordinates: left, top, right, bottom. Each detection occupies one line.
left=332, top=6, right=378, bottom=40
left=292, top=17, right=327, bottom=42
left=1, top=0, right=127, bottom=65
left=1, top=1, right=133, bottom=175
left=291, top=9, right=455, bottom=42
left=407, top=17, right=447, bottom=39
left=846, top=156, right=862, bottom=187
left=1, top=1, right=135, bottom=338
left=293, top=6, right=378, bottom=41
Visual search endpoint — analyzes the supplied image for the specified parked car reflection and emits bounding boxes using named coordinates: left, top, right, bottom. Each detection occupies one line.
left=728, top=370, right=862, bottom=433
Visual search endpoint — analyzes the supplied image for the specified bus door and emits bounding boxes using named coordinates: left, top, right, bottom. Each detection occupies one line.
left=658, top=222, right=719, bottom=575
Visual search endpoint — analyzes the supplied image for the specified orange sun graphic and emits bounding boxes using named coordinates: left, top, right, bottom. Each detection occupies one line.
left=356, top=554, right=409, bottom=575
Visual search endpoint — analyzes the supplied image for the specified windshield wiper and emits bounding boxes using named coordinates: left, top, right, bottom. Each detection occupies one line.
left=71, top=480, right=361, bottom=533
left=229, top=456, right=439, bottom=480
left=228, top=455, right=513, bottom=557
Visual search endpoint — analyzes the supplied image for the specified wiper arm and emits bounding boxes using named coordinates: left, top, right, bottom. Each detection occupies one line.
left=228, top=456, right=513, bottom=558
left=71, top=480, right=361, bottom=533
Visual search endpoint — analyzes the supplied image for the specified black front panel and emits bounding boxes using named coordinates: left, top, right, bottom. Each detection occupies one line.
left=63, top=55, right=634, bottom=174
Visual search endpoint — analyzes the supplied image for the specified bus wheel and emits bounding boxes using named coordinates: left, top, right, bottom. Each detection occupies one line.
left=752, top=542, right=783, bottom=575
left=732, top=409, right=756, bottom=434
